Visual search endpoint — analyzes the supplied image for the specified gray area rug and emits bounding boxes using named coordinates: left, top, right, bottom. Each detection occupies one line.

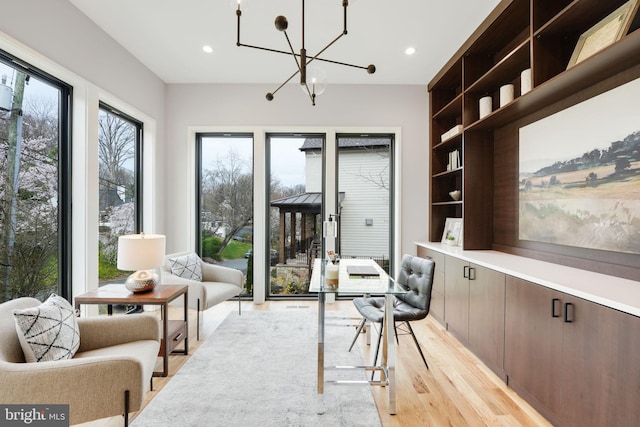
left=132, top=310, right=382, bottom=427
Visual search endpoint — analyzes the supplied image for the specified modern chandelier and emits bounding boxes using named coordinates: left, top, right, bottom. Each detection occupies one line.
left=234, top=0, right=376, bottom=106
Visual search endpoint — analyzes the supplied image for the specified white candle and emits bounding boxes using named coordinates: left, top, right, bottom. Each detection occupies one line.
left=500, top=84, right=514, bottom=107
left=521, top=68, right=532, bottom=95
left=479, top=96, right=492, bottom=119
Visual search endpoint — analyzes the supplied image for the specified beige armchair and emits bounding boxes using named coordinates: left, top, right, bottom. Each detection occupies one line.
left=0, top=297, right=160, bottom=426
left=162, top=251, right=244, bottom=340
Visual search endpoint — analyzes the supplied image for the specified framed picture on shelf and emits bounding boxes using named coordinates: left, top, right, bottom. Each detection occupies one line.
left=567, top=0, right=640, bottom=69
left=441, top=217, right=463, bottom=247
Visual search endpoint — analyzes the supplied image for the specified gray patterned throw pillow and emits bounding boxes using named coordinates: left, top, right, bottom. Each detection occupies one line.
left=169, top=253, right=203, bottom=281
left=13, top=294, right=80, bottom=363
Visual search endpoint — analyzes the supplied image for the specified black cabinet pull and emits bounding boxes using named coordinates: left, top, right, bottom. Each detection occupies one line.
left=551, top=298, right=560, bottom=318
left=463, top=265, right=470, bottom=278
left=564, top=302, right=574, bottom=323
left=468, top=267, right=476, bottom=280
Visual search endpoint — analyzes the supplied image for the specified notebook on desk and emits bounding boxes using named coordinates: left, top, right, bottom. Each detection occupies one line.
left=346, top=265, right=380, bottom=277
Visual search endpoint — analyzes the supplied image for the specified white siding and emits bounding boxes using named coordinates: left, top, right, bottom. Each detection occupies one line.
left=338, top=148, right=390, bottom=258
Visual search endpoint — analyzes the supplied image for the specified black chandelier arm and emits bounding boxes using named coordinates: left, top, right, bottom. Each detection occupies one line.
left=236, top=0, right=374, bottom=106
left=236, top=7, right=242, bottom=46
left=270, top=68, right=302, bottom=97
left=343, top=0, right=348, bottom=35
left=267, top=67, right=315, bottom=106
left=237, top=42, right=371, bottom=72
left=282, top=31, right=303, bottom=76
left=311, top=56, right=373, bottom=72
left=236, top=42, right=297, bottom=57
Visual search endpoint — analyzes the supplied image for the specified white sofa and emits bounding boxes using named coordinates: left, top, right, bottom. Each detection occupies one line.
left=0, top=297, right=160, bottom=426
left=162, top=252, right=244, bottom=339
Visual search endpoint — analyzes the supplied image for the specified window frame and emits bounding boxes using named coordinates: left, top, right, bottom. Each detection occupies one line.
left=0, top=49, right=73, bottom=300
left=98, top=101, right=144, bottom=234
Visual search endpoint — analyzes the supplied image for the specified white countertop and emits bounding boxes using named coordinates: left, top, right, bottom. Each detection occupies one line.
left=416, top=241, right=640, bottom=317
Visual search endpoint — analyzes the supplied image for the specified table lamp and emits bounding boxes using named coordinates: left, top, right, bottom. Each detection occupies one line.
left=117, top=233, right=166, bottom=293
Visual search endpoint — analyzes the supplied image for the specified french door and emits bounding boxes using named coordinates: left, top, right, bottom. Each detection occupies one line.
left=266, top=133, right=393, bottom=298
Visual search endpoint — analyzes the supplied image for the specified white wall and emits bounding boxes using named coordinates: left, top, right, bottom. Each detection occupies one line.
left=164, top=82, right=430, bottom=302
left=0, top=0, right=432, bottom=301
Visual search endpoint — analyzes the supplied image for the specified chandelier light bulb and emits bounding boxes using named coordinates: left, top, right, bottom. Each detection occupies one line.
left=230, top=0, right=247, bottom=12
left=301, top=65, right=328, bottom=97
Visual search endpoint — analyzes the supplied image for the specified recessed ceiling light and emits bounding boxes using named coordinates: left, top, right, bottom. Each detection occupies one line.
left=202, top=45, right=213, bottom=54
left=405, top=47, right=416, bottom=56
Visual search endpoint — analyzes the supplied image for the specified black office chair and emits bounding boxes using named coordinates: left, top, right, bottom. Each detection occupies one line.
left=348, top=254, right=435, bottom=372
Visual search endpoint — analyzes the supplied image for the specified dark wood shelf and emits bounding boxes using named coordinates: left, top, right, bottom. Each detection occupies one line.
left=535, top=0, right=633, bottom=37
left=432, top=168, right=462, bottom=178
left=465, top=29, right=640, bottom=131
left=465, top=39, right=530, bottom=95
left=428, top=0, right=640, bottom=274
left=432, top=201, right=463, bottom=206
left=433, top=93, right=463, bottom=120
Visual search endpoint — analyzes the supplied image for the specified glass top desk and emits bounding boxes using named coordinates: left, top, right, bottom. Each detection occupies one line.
left=309, top=258, right=407, bottom=415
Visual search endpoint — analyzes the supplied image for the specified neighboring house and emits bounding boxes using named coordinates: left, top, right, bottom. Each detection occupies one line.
left=271, top=137, right=390, bottom=260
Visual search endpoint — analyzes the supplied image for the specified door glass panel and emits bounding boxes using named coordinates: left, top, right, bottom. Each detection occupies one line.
left=268, top=134, right=322, bottom=296
left=198, top=134, right=253, bottom=295
left=336, top=135, right=391, bottom=273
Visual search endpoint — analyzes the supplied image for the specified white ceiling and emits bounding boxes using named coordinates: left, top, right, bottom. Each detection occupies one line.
left=68, top=0, right=500, bottom=86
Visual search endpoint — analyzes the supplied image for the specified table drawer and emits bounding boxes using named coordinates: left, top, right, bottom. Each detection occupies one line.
left=160, top=320, right=187, bottom=355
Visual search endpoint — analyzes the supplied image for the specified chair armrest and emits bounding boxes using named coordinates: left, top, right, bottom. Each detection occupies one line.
left=0, top=357, right=148, bottom=424
left=201, top=262, right=244, bottom=287
left=77, top=313, right=160, bottom=352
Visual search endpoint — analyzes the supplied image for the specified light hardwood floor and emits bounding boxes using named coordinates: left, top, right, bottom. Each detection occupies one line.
left=78, top=300, right=551, bottom=427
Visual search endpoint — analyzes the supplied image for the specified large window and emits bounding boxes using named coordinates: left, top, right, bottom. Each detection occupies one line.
left=196, top=133, right=253, bottom=294
left=336, top=134, right=392, bottom=269
left=267, top=133, right=393, bottom=298
left=97, top=103, right=142, bottom=284
left=0, top=50, right=71, bottom=303
left=268, top=134, right=319, bottom=297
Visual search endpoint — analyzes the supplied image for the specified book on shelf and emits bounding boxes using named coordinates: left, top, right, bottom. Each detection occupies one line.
left=448, top=149, right=461, bottom=170
left=440, top=124, right=463, bottom=142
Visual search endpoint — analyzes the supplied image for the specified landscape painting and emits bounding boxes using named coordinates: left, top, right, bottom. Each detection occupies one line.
left=519, top=77, right=640, bottom=255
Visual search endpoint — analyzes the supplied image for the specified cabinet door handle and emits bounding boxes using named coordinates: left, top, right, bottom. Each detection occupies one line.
left=564, top=302, right=574, bottom=323
left=551, top=298, right=560, bottom=318
left=468, top=267, right=476, bottom=280
left=463, top=265, right=470, bottom=278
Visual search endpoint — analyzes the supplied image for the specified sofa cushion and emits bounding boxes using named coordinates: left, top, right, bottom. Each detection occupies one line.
left=169, top=252, right=202, bottom=281
left=12, top=294, right=80, bottom=363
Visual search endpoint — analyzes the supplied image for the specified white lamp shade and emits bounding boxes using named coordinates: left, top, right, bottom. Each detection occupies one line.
left=117, top=234, right=166, bottom=271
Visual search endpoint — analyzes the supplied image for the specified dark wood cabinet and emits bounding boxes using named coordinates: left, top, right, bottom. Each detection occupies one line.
left=468, top=265, right=505, bottom=379
left=561, top=294, right=640, bottom=427
left=505, top=275, right=640, bottom=427
left=417, top=246, right=445, bottom=325
left=444, top=255, right=506, bottom=378
left=505, top=276, right=564, bottom=425
left=444, top=256, right=469, bottom=343
left=428, top=0, right=640, bottom=280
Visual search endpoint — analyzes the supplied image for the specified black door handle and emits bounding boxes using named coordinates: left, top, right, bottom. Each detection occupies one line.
left=463, top=265, right=470, bottom=278
left=551, top=298, right=560, bottom=318
left=564, top=302, right=574, bottom=323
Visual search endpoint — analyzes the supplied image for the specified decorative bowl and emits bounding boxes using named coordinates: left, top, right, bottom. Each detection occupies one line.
left=449, top=190, right=461, bottom=201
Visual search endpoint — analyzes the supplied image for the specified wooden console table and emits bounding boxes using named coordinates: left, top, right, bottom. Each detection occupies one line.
left=74, top=284, right=188, bottom=378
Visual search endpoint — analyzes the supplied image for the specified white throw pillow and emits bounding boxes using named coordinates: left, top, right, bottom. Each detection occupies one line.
left=169, top=253, right=203, bottom=281
left=13, top=294, right=80, bottom=363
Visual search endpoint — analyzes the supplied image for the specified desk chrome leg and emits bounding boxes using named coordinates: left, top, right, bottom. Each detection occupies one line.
left=383, top=293, right=396, bottom=414
left=318, top=292, right=325, bottom=394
